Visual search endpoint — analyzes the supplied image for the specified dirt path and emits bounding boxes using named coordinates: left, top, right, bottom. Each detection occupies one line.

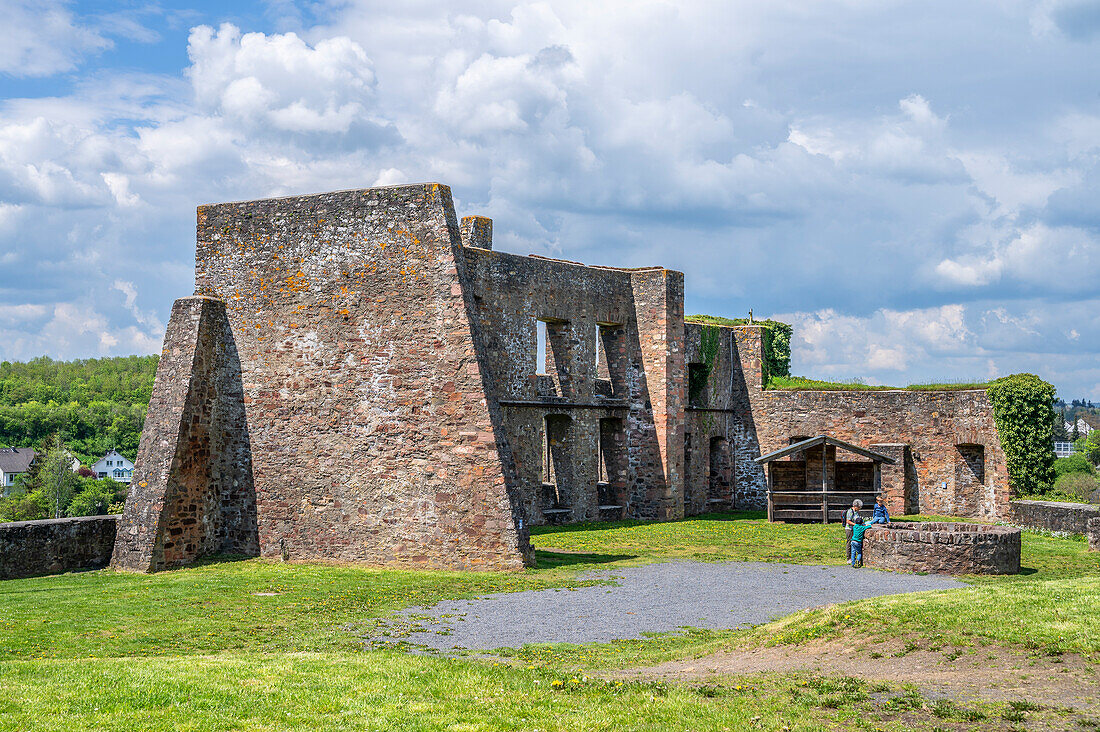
left=621, top=638, right=1100, bottom=717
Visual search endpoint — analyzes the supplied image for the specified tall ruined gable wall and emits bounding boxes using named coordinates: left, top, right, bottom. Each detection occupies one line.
left=194, top=184, right=528, bottom=570
left=730, top=326, right=1010, bottom=519
left=457, top=245, right=684, bottom=524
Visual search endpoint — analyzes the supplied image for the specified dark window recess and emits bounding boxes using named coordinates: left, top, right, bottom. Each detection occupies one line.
left=688, top=363, right=708, bottom=407
left=542, top=415, right=574, bottom=521
left=708, top=436, right=731, bottom=505
left=597, top=417, right=624, bottom=515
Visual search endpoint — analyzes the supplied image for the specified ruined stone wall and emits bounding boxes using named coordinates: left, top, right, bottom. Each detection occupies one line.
left=1, top=515, right=117, bottom=580
left=1010, top=499, right=1100, bottom=535
left=112, top=296, right=257, bottom=572
left=189, top=184, right=529, bottom=569
left=731, top=326, right=1010, bottom=519
left=683, top=323, right=767, bottom=513
left=457, top=242, right=684, bottom=525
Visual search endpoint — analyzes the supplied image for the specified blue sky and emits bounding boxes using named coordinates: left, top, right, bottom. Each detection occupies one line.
left=1, top=0, right=1099, bottom=399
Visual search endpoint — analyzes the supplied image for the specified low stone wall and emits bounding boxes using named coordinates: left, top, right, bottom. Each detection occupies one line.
left=1010, top=500, right=1100, bottom=535
left=0, top=515, right=118, bottom=580
left=863, top=522, right=1020, bottom=575
left=1088, top=517, right=1100, bottom=552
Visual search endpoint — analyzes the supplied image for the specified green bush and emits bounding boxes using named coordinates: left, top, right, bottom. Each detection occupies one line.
left=1052, top=472, right=1100, bottom=504
left=1054, top=453, right=1095, bottom=478
left=67, top=478, right=124, bottom=517
left=987, top=374, right=1057, bottom=496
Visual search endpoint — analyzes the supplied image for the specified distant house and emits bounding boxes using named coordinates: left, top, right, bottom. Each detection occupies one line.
left=1066, top=417, right=1096, bottom=437
left=1054, top=441, right=1077, bottom=458
left=92, top=449, right=135, bottom=484
left=0, top=448, right=37, bottom=496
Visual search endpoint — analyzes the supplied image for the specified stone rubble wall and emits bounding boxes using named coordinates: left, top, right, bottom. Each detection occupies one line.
left=458, top=242, right=685, bottom=525
left=1010, top=499, right=1100, bottom=535
left=1088, top=517, right=1100, bottom=552
left=190, top=184, right=529, bottom=570
left=863, top=522, right=1021, bottom=574
left=1, top=516, right=118, bottom=580
left=112, top=296, right=258, bottom=572
left=730, top=326, right=1010, bottom=519
left=683, top=323, right=767, bottom=513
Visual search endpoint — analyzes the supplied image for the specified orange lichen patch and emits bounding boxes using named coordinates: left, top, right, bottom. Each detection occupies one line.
left=340, top=285, right=348, bottom=295
left=285, top=270, right=310, bottom=292
left=288, top=323, right=299, bottom=329
left=339, top=309, right=350, bottom=316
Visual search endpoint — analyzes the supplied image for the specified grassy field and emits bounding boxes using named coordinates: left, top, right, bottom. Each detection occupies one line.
left=1, top=513, right=1097, bottom=730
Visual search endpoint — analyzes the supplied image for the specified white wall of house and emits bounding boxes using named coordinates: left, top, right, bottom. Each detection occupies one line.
left=92, top=449, right=135, bottom=484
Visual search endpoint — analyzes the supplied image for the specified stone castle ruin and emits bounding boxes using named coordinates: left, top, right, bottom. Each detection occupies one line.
left=111, top=183, right=1009, bottom=572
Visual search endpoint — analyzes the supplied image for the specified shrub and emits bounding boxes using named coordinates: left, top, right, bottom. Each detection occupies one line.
left=1052, top=472, right=1100, bottom=504
left=67, top=478, right=121, bottom=517
left=987, top=374, right=1057, bottom=496
left=1054, top=453, right=1095, bottom=478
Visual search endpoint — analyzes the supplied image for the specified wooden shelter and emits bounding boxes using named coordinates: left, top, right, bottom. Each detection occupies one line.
left=754, top=435, right=896, bottom=523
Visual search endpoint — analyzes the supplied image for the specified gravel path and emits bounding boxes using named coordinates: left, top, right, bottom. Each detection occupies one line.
left=375, top=561, right=965, bottom=651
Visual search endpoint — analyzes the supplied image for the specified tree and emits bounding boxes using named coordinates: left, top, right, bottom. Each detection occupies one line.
left=67, top=478, right=120, bottom=516
left=32, top=434, right=77, bottom=519
left=987, top=374, right=1057, bottom=496
left=1053, top=409, right=1070, bottom=441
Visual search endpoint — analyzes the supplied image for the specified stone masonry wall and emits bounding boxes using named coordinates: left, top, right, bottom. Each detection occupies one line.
left=192, top=184, right=529, bottom=569
left=1, top=515, right=117, bottom=580
left=112, top=296, right=258, bottom=572
left=683, top=323, right=767, bottom=513
left=731, top=326, right=1009, bottom=519
left=1010, top=499, right=1100, bottom=535
left=458, top=240, right=684, bottom=525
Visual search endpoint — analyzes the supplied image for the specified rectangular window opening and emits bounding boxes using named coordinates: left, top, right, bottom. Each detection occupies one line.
left=536, top=319, right=548, bottom=375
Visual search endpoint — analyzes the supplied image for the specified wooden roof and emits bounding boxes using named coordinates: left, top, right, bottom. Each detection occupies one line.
left=753, top=435, right=896, bottom=465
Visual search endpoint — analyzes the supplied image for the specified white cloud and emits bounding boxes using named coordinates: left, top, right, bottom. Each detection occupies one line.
left=0, top=0, right=111, bottom=77
left=187, top=24, right=378, bottom=134
left=1, top=1, right=1100, bottom=398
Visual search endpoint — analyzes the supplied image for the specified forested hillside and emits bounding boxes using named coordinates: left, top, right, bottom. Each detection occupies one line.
left=0, top=355, right=158, bottom=464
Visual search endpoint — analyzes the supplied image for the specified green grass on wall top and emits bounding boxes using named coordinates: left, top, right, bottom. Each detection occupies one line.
left=766, top=375, right=991, bottom=391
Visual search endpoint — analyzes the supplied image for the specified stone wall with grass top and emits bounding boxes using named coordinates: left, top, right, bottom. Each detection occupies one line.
left=0, top=515, right=118, bottom=580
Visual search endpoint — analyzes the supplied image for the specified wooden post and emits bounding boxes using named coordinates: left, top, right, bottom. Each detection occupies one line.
left=766, top=464, right=774, bottom=522
left=821, top=442, right=828, bottom=524
left=874, top=462, right=881, bottom=505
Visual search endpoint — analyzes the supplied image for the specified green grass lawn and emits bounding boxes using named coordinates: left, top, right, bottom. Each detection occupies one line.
left=2, top=651, right=967, bottom=732
left=1, top=512, right=1097, bottom=730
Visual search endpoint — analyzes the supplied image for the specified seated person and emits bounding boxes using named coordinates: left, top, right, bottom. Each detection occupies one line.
left=868, top=495, right=890, bottom=524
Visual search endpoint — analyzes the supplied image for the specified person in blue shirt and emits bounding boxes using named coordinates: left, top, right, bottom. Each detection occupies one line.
left=850, top=518, right=870, bottom=567
left=868, top=495, right=891, bottom=525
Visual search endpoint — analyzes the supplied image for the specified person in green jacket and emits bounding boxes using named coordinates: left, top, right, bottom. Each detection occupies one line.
left=850, top=518, right=870, bottom=568
left=844, top=499, right=863, bottom=558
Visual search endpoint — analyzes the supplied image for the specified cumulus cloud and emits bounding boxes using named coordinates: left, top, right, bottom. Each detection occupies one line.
left=187, top=24, right=387, bottom=138
left=0, top=1, right=1098, bottom=397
